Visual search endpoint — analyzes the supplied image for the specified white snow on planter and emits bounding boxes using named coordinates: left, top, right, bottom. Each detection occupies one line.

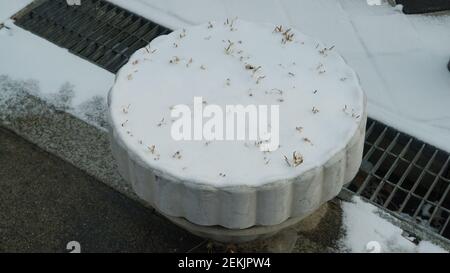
left=109, top=19, right=365, bottom=186
left=0, top=0, right=33, bottom=23
left=340, top=197, right=448, bottom=253
left=107, top=0, right=450, bottom=153
left=0, top=20, right=115, bottom=128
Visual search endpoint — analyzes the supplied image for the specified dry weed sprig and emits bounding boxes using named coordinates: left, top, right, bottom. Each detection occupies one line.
left=225, top=40, right=234, bottom=55
left=256, top=76, right=266, bottom=84
left=319, top=45, right=335, bottom=56
left=303, top=137, right=313, bottom=145
left=274, top=25, right=283, bottom=33
left=284, top=155, right=292, bottom=167
left=122, top=104, right=131, bottom=114
left=281, top=29, right=294, bottom=44
left=186, top=58, right=193, bottom=67
left=173, top=151, right=182, bottom=159
left=179, top=29, right=186, bottom=39
left=147, top=145, right=156, bottom=154
left=157, top=118, right=165, bottom=127
left=169, top=56, right=180, bottom=64
left=245, top=64, right=255, bottom=70
left=284, top=152, right=304, bottom=167
left=293, top=152, right=304, bottom=167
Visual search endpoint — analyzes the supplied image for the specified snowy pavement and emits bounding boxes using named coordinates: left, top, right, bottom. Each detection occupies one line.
left=0, top=0, right=33, bottom=23
left=0, top=19, right=115, bottom=128
left=340, top=197, right=447, bottom=253
left=0, top=0, right=449, bottom=253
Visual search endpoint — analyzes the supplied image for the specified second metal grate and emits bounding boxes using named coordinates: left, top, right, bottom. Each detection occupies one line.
left=345, top=118, right=450, bottom=241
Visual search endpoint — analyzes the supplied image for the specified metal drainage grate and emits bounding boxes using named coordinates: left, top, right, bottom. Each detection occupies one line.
left=14, top=0, right=171, bottom=73
left=343, top=118, right=450, bottom=243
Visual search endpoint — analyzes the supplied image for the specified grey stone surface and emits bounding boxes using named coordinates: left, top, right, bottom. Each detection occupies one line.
left=159, top=203, right=330, bottom=244
left=191, top=202, right=343, bottom=253
left=293, top=200, right=343, bottom=253
left=0, top=127, right=204, bottom=253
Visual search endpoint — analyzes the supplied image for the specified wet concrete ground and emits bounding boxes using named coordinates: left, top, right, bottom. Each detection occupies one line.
left=0, top=127, right=205, bottom=253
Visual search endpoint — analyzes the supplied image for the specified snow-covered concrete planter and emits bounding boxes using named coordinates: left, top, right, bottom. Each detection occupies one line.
left=108, top=20, right=366, bottom=239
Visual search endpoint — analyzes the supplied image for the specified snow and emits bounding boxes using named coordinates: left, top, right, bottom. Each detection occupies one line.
left=0, top=20, right=115, bottom=128
left=109, top=19, right=365, bottom=186
left=107, top=0, right=450, bottom=153
left=0, top=1, right=446, bottom=248
left=0, top=0, right=33, bottom=23
left=366, top=0, right=385, bottom=6
left=340, top=197, right=448, bottom=253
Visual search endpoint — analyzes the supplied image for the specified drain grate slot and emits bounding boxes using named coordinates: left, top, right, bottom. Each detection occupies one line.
left=14, top=0, right=171, bottom=73
left=345, top=118, right=450, bottom=242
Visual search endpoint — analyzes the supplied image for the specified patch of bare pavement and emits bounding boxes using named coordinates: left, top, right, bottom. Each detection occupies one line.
left=0, top=126, right=205, bottom=253
left=0, top=126, right=343, bottom=253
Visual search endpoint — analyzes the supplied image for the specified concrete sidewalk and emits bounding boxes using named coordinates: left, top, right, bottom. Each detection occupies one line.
left=0, top=127, right=205, bottom=253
